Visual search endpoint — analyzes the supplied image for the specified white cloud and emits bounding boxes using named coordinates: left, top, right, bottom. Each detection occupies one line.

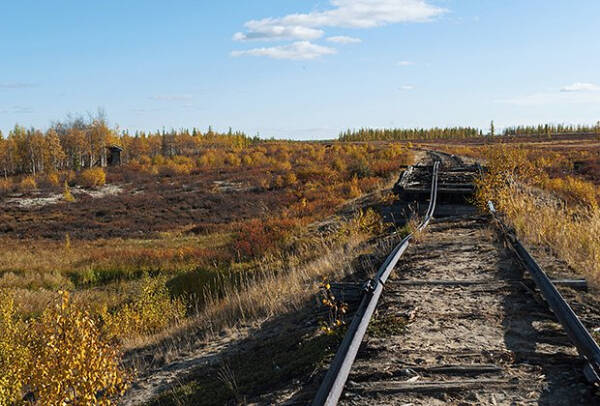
left=231, top=41, right=337, bottom=60
left=560, top=82, right=600, bottom=92
left=400, top=85, right=414, bottom=90
left=149, top=94, right=193, bottom=101
left=233, top=26, right=324, bottom=41
left=326, top=35, right=362, bottom=44
left=235, top=0, right=446, bottom=41
left=397, top=60, right=414, bottom=66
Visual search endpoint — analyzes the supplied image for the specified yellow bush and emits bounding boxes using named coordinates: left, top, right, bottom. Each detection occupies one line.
left=225, top=153, right=241, bottom=167
left=339, top=208, right=384, bottom=238
left=158, top=161, right=193, bottom=176
left=46, top=172, right=60, bottom=187
left=26, top=291, right=129, bottom=405
left=543, top=176, right=598, bottom=209
left=242, top=155, right=253, bottom=166
left=19, top=176, right=37, bottom=192
left=79, top=167, right=106, bottom=188
left=63, top=180, right=75, bottom=202
left=285, top=172, right=297, bottom=186
left=273, top=175, right=285, bottom=189
left=0, top=290, right=29, bottom=405
left=343, top=176, right=361, bottom=199
left=0, top=178, right=12, bottom=194
left=474, top=145, right=543, bottom=209
left=103, top=278, right=186, bottom=339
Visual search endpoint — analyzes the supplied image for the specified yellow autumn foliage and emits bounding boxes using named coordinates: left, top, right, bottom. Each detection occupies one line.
left=79, top=167, right=106, bottom=188
left=474, top=144, right=600, bottom=286
left=0, top=291, right=29, bottom=405
left=26, top=291, right=129, bottom=405
left=19, top=176, right=37, bottom=192
left=0, top=290, right=129, bottom=405
left=103, top=278, right=186, bottom=340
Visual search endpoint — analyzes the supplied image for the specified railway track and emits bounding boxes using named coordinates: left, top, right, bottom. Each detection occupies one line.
left=312, top=152, right=600, bottom=405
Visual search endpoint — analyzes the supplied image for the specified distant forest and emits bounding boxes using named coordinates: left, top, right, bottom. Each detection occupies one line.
left=338, top=127, right=482, bottom=141
left=338, top=122, right=600, bottom=141
left=3, top=116, right=600, bottom=177
left=502, top=123, right=600, bottom=136
left=0, top=113, right=255, bottom=177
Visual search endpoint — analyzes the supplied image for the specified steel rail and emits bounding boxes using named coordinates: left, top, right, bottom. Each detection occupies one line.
left=312, top=161, right=440, bottom=406
left=488, top=201, right=600, bottom=385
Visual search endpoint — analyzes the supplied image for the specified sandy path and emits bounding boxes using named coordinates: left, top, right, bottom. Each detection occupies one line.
left=339, top=215, right=598, bottom=405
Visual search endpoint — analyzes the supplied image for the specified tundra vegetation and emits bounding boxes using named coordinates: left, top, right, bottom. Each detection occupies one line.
left=0, top=117, right=414, bottom=404
left=431, top=137, right=600, bottom=286
left=2, top=117, right=598, bottom=404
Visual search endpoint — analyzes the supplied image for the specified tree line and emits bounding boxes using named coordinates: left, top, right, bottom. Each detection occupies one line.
left=502, top=122, right=600, bottom=136
left=338, top=127, right=482, bottom=141
left=0, top=114, right=255, bottom=177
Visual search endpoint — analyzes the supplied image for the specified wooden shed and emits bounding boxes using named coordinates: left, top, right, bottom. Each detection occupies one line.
left=106, top=145, right=123, bottom=166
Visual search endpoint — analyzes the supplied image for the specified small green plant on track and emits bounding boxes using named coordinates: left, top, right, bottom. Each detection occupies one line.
left=367, top=314, right=408, bottom=338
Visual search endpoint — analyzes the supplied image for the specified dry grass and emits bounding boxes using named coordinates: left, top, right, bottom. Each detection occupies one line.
left=468, top=143, right=600, bottom=286
left=124, top=208, right=381, bottom=359
left=496, top=184, right=600, bottom=286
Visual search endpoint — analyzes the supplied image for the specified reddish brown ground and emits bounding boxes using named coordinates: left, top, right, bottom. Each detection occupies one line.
left=0, top=167, right=290, bottom=240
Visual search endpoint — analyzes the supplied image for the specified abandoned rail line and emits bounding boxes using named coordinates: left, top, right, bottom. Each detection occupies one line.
left=312, top=151, right=600, bottom=405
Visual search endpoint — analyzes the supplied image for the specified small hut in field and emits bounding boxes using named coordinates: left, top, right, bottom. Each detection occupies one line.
left=106, top=145, right=123, bottom=166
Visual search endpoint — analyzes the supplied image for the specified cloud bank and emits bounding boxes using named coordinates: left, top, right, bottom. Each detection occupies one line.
left=560, top=82, right=600, bottom=92
left=326, top=35, right=362, bottom=44
left=231, top=41, right=337, bottom=60
left=232, top=0, right=445, bottom=59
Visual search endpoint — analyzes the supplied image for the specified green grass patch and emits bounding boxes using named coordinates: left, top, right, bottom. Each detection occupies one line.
left=367, top=314, right=408, bottom=338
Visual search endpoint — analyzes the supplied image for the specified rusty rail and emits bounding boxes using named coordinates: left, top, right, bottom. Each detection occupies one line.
left=312, top=161, right=440, bottom=406
left=488, top=201, right=600, bottom=385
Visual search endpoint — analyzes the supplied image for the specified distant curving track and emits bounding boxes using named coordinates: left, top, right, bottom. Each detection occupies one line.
left=312, top=152, right=600, bottom=406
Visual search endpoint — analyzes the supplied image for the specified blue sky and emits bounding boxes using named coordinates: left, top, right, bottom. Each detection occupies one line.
left=1, top=0, right=599, bottom=139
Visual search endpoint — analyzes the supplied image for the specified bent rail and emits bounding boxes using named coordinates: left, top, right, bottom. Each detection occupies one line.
left=312, top=161, right=440, bottom=406
left=488, top=201, right=600, bottom=385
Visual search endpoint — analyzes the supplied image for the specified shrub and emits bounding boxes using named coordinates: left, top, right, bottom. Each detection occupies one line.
left=225, top=153, right=241, bottom=167
left=65, top=170, right=77, bottom=185
left=339, top=208, right=384, bottom=237
left=358, top=177, right=382, bottom=193
left=273, top=175, right=285, bottom=189
left=342, top=176, right=361, bottom=199
left=230, top=218, right=300, bottom=260
left=0, top=178, right=12, bottom=195
left=63, top=180, right=75, bottom=202
left=158, top=160, right=193, bottom=177
left=19, top=176, right=37, bottom=192
left=242, top=155, right=253, bottom=167
left=284, top=172, right=297, bottom=186
left=544, top=176, right=598, bottom=209
left=348, top=158, right=371, bottom=178
left=0, top=290, right=29, bottom=405
left=27, top=291, right=129, bottom=405
left=79, top=167, right=106, bottom=189
left=103, top=278, right=186, bottom=339
left=45, top=172, right=60, bottom=187
left=0, top=290, right=129, bottom=405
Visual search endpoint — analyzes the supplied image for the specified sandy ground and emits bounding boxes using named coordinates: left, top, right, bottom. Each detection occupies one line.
left=339, top=214, right=599, bottom=405
left=3, top=184, right=123, bottom=208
